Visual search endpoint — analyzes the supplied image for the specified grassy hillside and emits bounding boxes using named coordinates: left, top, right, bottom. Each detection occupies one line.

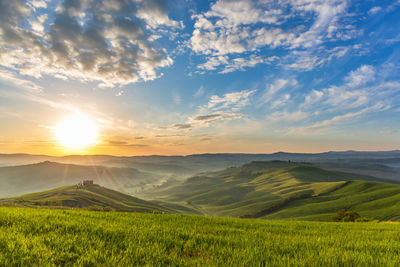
left=148, top=161, right=400, bottom=219
left=0, top=161, right=157, bottom=197
left=1, top=207, right=400, bottom=266
left=0, top=184, right=172, bottom=213
left=264, top=181, right=400, bottom=221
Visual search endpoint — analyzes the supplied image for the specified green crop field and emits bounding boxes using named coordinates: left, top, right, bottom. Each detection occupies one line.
left=1, top=207, right=400, bottom=266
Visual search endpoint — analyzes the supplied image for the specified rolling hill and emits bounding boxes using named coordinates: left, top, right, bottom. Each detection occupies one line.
left=146, top=161, right=400, bottom=220
left=0, top=161, right=158, bottom=197
left=0, top=183, right=173, bottom=213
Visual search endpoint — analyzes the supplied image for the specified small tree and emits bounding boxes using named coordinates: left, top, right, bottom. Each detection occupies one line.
left=332, top=209, right=360, bottom=222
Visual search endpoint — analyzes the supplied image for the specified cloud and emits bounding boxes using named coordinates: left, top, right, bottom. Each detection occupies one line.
left=219, top=56, right=278, bottom=74
left=0, top=0, right=179, bottom=87
left=107, top=140, right=129, bottom=146
left=107, top=140, right=149, bottom=147
left=162, top=89, right=253, bottom=131
left=155, top=134, right=185, bottom=138
left=190, top=0, right=289, bottom=56
left=345, top=65, right=375, bottom=87
left=270, top=94, right=291, bottom=109
left=194, top=86, right=205, bottom=97
left=190, top=0, right=353, bottom=73
left=283, top=46, right=352, bottom=71
left=368, top=6, right=382, bottom=15
left=301, top=90, right=324, bottom=108
left=290, top=103, right=390, bottom=134
left=207, top=89, right=256, bottom=112
left=190, top=112, right=244, bottom=126
left=172, top=123, right=192, bottom=129
left=0, top=69, right=42, bottom=91
left=281, top=62, right=400, bottom=134
left=259, top=78, right=297, bottom=106
left=193, top=114, right=221, bottom=121
left=300, top=65, right=378, bottom=111
left=267, top=110, right=308, bottom=122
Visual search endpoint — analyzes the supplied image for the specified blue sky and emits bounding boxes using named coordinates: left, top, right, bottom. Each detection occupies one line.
left=0, top=0, right=399, bottom=155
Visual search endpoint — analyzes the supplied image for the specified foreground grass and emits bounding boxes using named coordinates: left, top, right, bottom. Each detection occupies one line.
left=1, top=207, right=400, bottom=266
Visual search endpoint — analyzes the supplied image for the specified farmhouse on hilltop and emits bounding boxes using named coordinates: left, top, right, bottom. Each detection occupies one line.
left=76, top=180, right=94, bottom=188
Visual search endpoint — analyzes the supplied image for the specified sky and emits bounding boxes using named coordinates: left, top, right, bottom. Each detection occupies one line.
left=0, top=0, right=399, bottom=156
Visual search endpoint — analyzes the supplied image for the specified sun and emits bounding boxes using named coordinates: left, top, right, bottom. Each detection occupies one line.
left=55, top=114, right=99, bottom=151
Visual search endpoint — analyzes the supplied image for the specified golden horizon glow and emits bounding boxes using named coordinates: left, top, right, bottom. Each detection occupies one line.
left=55, top=114, right=99, bottom=151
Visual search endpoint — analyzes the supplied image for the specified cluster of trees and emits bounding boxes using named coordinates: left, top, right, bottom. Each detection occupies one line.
left=332, top=210, right=361, bottom=222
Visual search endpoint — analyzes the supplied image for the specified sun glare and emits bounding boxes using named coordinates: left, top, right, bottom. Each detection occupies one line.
left=55, top=114, right=99, bottom=150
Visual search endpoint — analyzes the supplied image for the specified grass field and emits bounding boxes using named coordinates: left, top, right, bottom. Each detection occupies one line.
left=1, top=207, right=400, bottom=266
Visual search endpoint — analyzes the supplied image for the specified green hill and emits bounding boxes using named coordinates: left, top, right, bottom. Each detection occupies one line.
left=148, top=161, right=400, bottom=219
left=0, top=184, right=173, bottom=213
left=263, top=180, right=400, bottom=221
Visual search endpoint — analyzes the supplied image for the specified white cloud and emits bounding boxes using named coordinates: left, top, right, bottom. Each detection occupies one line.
left=368, top=6, right=382, bottom=15
left=164, top=89, right=254, bottom=131
left=290, top=103, right=390, bottom=134
left=302, top=89, right=324, bottom=108
left=219, top=56, right=278, bottom=74
left=29, top=0, right=47, bottom=9
left=259, top=78, right=297, bottom=106
left=271, top=94, right=291, bottom=109
left=345, top=65, right=376, bottom=87
left=0, top=0, right=179, bottom=87
left=197, top=55, right=278, bottom=74
left=300, top=65, right=378, bottom=111
left=194, top=86, right=205, bottom=98
left=0, top=69, right=42, bottom=91
left=267, top=110, right=308, bottom=122
left=284, top=46, right=351, bottom=71
left=283, top=63, right=400, bottom=135
left=190, top=0, right=353, bottom=73
left=207, top=89, right=256, bottom=111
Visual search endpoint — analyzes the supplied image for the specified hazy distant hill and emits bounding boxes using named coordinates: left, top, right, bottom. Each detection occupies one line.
left=1, top=151, right=399, bottom=179
left=0, top=161, right=158, bottom=197
left=0, top=184, right=172, bottom=213
left=147, top=161, right=400, bottom=220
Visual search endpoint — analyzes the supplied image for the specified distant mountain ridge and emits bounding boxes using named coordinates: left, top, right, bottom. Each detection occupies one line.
left=1, top=150, right=400, bottom=166
left=1, top=151, right=399, bottom=181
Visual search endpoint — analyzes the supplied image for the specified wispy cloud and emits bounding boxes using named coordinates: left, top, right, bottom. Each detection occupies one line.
left=194, top=86, right=205, bottom=98
left=267, top=110, right=309, bottom=122
left=290, top=103, right=390, bottom=134
left=259, top=78, right=297, bottom=107
left=0, top=69, right=42, bottom=92
left=161, top=89, right=254, bottom=131
left=206, top=89, right=256, bottom=112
